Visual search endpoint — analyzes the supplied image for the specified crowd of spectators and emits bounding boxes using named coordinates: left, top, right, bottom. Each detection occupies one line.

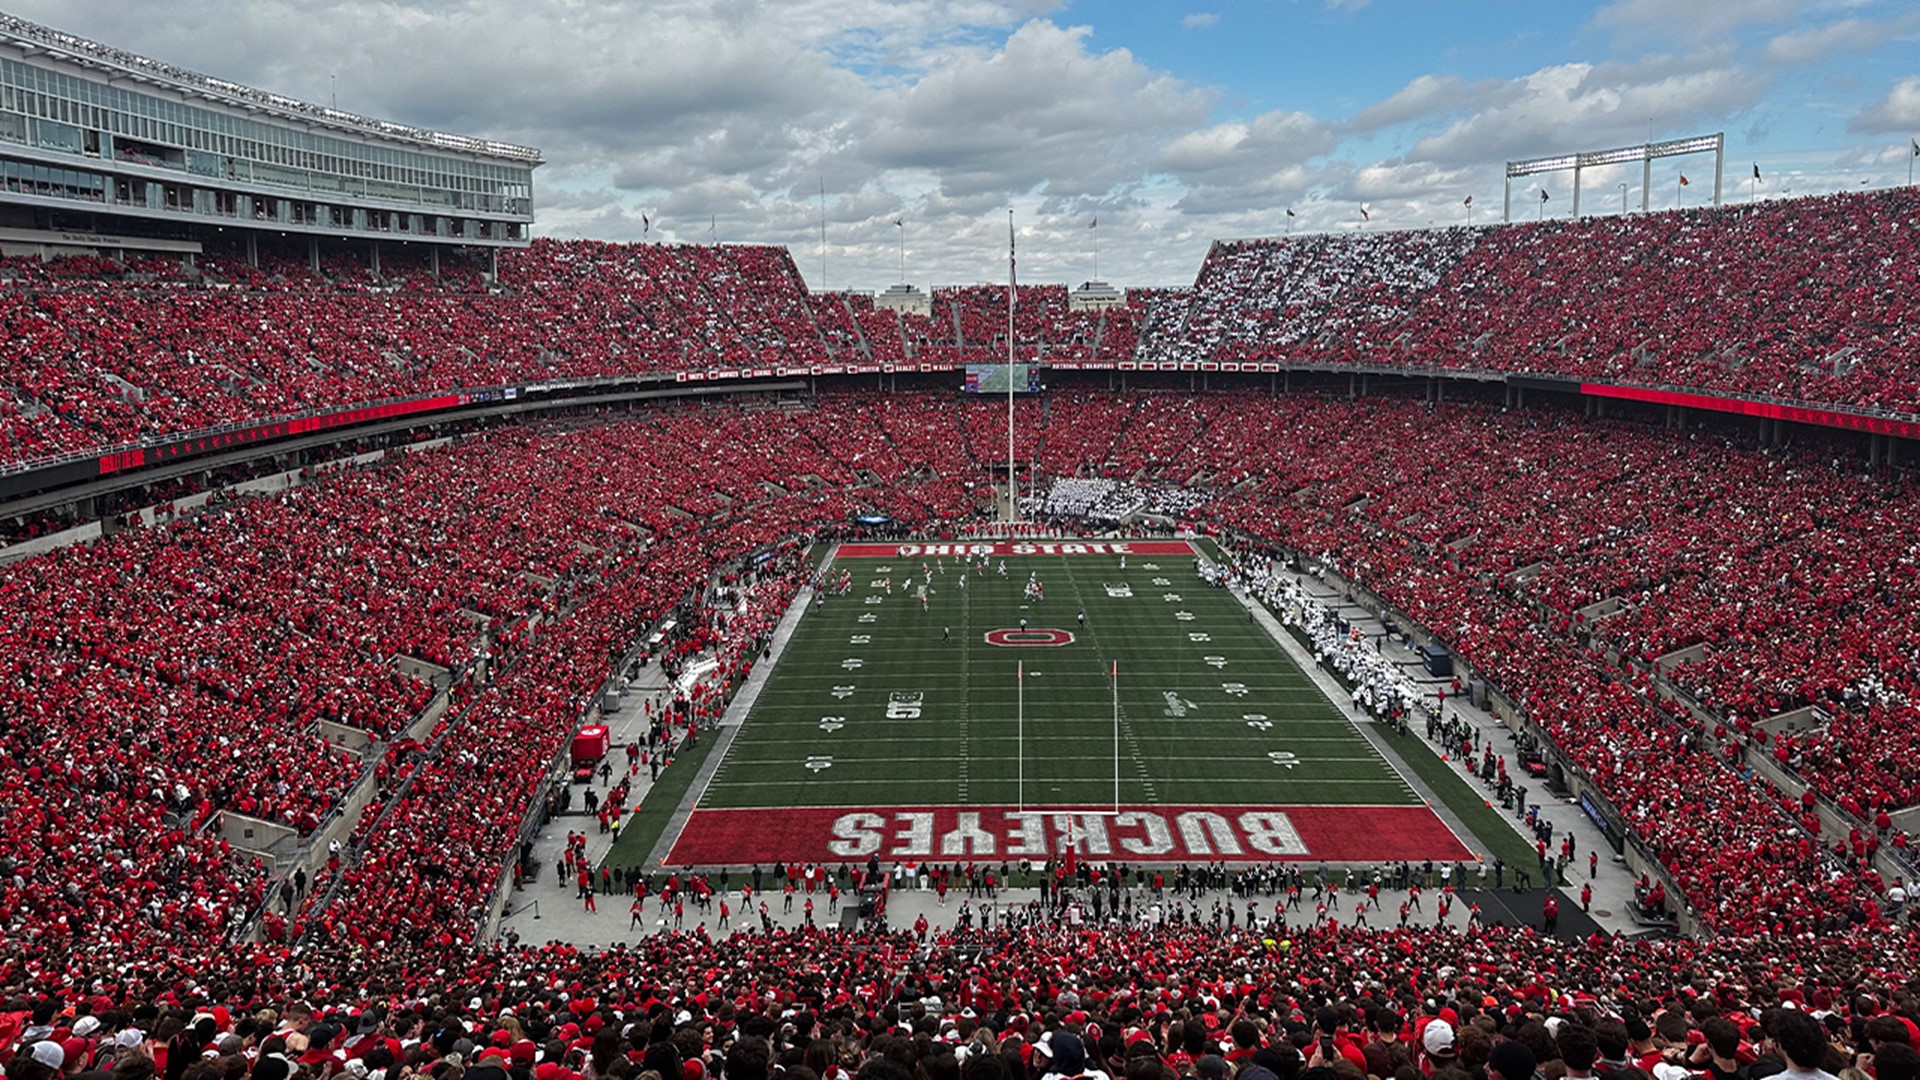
left=0, top=393, right=1025, bottom=974
left=670, top=389, right=1918, bottom=937
left=6, top=188, right=1920, bottom=472
left=1149, top=230, right=1479, bottom=364
left=1138, top=189, right=1920, bottom=418
left=0, top=239, right=829, bottom=467
left=927, top=286, right=1130, bottom=364
left=1023, top=478, right=1209, bottom=524
left=18, top=386, right=1920, bottom=941
left=6, top=379, right=1920, bottom=1039
left=4, top=920, right=1920, bottom=1080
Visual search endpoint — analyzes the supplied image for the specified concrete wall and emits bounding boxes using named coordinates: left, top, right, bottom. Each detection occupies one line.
left=1756, top=705, right=1826, bottom=739
left=1574, top=597, right=1623, bottom=624
left=392, top=655, right=452, bottom=684
left=1652, top=642, right=1710, bottom=675
left=403, top=686, right=454, bottom=741
left=221, top=813, right=296, bottom=864
left=0, top=521, right=104, bottom=563
left=318, top=720, right=374, bottom=752
left=304, top=771, right=379, bottom=864
left=1892, top=805, right=1920, bottom=835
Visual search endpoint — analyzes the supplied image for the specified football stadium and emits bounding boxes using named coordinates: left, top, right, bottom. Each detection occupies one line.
left=0, top=6, right=1918, bottom=1080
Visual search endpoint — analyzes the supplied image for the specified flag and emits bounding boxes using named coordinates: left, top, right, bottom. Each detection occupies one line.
left=1463, top=195, right=1473, bottom=207
left=1088, top=217, right=1097, bottom=229
left=1753, top=163, right=1762, bottom=181
left=1286, top=208, right=1295, bottom=217
left=1360, top=205, right=1370, bottom=221
left=1009, top=214, right=1017, bottom=289
left=1540, top=189, right=1550, bottom=202
left=893, top=218, right=903, bottom=227
left=1911, top=138, right=1918, bottom=157
left=642, top=213, right=650, bottom=230
left=1679, top=175, right=1690, bottom=187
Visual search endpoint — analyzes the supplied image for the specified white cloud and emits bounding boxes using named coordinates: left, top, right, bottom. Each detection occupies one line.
left=1591, top=0, right=1807, bottom=44
left=1765, top=15, right=1915, bottom=63
left=1347, top=160, right=1477, bottom=202
left=1850, top=76, right=1920, bottom=132
left=855, top=21, right=1215, bottom=199
left=1346, top=74, right=1499, bottom=132
left=1158, top=107, right=1337, bottom=218
left=1407, top=54, right=1767, bottom=166
left=2, top=0, right=1911, bottom=290
left=1162, top=110, right=1336, bottom=175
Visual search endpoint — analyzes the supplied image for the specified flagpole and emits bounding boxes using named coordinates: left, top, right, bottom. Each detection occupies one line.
left=1092, top=219, right=1099, bottom=281
left=818, top=176, right=827, bottom=290
left=1007, top=209, right=1017, bottom=527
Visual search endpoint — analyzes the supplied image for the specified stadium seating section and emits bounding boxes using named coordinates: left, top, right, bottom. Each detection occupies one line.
left=3, top=388, right=1918, bottom=970
left=5, top=188, right=1918, bottom=472
left=3, top=193, right=1920, bottom=1045
left=3, top=918, right=1916, bottom=1080
left=1146, top=189, right=1920, bottom=417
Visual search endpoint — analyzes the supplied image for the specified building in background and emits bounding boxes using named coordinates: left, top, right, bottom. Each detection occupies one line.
left=0, top=11, right=539, bottom=276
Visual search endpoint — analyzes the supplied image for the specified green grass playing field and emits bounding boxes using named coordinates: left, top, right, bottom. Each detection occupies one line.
left=697, top=544, right=1423, bottom=811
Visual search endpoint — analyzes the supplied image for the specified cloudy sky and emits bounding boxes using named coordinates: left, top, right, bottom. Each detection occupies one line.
left=15, top=0, right=1920, bottom=289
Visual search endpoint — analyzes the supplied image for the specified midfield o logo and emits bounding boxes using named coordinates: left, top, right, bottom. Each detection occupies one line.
left=983, top=627, right=1077, bottom=647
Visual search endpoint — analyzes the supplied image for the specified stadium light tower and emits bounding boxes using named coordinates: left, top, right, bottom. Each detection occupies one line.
left=1505, top=132, right=1724, bottom=222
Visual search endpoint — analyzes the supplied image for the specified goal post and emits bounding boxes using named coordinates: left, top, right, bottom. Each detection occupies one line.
left=1013, top=658, right=1125, bottom=817
left=1505, top=132, right=1724, bottom=221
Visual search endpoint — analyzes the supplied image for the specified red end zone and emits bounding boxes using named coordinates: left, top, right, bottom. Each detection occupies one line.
left=664, top=804, right=1474, bottom=865
left=836, top=540, right=1195, bottom=558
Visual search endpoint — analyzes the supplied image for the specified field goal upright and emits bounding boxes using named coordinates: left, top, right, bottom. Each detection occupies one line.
left=1014, top=658, right=1124, bottom=818
left=1504, top=132, right=1724, bottom=220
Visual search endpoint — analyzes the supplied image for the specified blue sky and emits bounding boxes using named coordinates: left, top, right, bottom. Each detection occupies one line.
left=1084, top=0, right=1912, bottom=169
left=11, top=0, right=1920, bottom=288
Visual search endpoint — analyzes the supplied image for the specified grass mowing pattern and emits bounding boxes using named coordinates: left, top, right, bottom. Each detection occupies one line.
left=699, top=545, right=1423, bottom=812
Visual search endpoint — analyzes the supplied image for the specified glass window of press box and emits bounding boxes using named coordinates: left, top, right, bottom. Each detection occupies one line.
left=0, top=58, right=532, bottom=214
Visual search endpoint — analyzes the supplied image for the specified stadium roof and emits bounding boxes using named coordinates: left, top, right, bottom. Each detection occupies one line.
left=0, top=10, right=543, bottom=166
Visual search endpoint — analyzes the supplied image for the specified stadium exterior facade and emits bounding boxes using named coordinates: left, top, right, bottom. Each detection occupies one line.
left=0, top=11, right=539, bottom=270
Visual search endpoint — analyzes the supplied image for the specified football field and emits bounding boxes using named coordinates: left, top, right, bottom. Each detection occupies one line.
left=664, top=539, right=1473, bottom=865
